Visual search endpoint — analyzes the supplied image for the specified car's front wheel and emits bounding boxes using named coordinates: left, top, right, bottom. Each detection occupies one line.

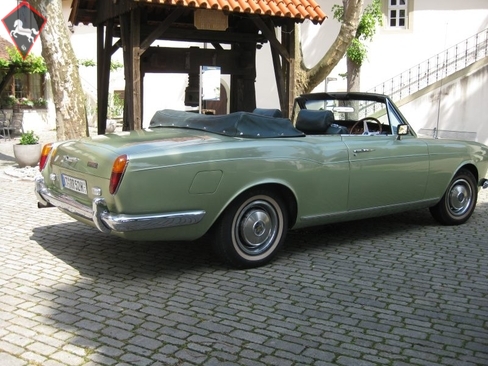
left=429, top=169, right=478, bottom=225
left=213, top=190, right=288, bottom=268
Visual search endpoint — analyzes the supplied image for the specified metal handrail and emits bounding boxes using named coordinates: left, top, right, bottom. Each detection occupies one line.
left=368, top=28, right=488, bottom=101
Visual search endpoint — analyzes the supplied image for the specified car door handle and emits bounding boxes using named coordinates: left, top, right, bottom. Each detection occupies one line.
left=353, top=148, right=375, bottom=153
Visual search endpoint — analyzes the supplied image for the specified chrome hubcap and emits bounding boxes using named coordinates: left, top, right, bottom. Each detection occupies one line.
left=236, top=200, right=278, bottom=255
left=448, top=179, right=472, bottom=216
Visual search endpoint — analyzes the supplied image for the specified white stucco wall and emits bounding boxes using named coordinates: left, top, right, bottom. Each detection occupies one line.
left=294, top=0, right=488, bottom=144
left=399, top=59, right=488, bottom=145
left=2, top=0, right=487, bottom=139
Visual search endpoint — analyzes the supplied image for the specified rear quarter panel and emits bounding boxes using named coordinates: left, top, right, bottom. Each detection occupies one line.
left=424, top=138, right=488, bottom=198
left=115, top=136, right=350, bottom=238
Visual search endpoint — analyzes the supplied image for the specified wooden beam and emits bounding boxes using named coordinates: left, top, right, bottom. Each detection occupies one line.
left=97, top=23, right=113, bottom=135
left=141, top=47, right=251, bottom=75
left=250, top=16, right=290, bottom=62
left=69, top=0, right=79, bottom=25
left=139, top=8, right=185, bottom=53
left=119, top=9, right=143, bottom=131
left=115, top=27, right=267, bottom=45
left=282, top=20, right=296, bottom=117
left=130, top=8, right=142, bottom=130
left=110, top=39, right=122, bottom=56
left=270, top=43, right=286, bottom=113
left=229, top=42, right=256, bottom=112
left=119, top=13, right=132, bottom=131
left=0, top=65, right=16, bottom=96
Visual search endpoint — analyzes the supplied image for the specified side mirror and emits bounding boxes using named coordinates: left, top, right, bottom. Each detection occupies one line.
left=396, top=124, right=409, bottom=140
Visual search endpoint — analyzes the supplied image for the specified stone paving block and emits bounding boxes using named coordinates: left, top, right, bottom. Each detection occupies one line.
left=0, top=352, right=26, bottom=366
left=1, top=165, right=488, bottom=365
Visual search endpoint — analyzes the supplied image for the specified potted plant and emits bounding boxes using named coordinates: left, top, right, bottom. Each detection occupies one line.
left=13, top=130, right=42, bottom=168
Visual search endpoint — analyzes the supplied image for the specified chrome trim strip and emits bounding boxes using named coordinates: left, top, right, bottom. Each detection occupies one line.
left=100, top=209, right=206, bottom=232
left=300, top=199, right=440, bottom=223
left=35, top=176, right=206, bottom=233
left=36, top=176, right=91, bottom=218
left=92, top=198, right=111, bottom=233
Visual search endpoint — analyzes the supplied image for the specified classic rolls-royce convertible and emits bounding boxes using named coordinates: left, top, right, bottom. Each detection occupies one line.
left=35, top=92, right=488, bottom=268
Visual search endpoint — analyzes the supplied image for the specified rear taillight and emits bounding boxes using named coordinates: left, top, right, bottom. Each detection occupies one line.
left=39, top=143, right=53, bottom=171
left=109, top=155, right=129, bottom=194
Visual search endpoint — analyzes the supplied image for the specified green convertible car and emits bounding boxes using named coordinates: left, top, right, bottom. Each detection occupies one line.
left=35, top=92, right=488, bottom=268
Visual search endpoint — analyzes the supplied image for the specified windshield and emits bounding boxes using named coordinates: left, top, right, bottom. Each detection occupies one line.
left=292, top=92, right=412, bottom=136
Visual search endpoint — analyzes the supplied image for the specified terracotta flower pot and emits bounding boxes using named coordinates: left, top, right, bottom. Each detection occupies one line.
left=13, top=143, right=42, bottom=168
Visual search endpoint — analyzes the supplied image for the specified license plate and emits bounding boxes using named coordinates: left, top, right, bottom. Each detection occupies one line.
left=62, top=174, right=87, bottom=195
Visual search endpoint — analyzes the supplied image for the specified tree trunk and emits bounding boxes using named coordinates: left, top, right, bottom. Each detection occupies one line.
left=0, top=66, right=16, bottom=96
left=347, top=57, right=360, bottom=91
left=28, top=0, right=87, bottom=140
left=297, top=0, right=363, bottom=95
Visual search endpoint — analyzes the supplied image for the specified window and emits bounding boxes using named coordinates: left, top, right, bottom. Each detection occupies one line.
left=0, top=73, right=45, bottom=107
left=109, top=90, right=124, bottom=118
left=15, top=74, right=45, bottom=100
left=388, top=0, right=408, bottom=28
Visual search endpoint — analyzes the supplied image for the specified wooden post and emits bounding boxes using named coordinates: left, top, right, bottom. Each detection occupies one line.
left=119, top=9, right=142, bottom=130
left=131, top=8, right=142, bottom=130
left=282, top=20, right=295, bottom=118
left=229, top=42, right=256, bottom=112
left=97, top=24, right=111, bottom=135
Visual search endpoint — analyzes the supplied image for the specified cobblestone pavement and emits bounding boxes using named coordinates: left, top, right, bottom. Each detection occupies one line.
left=1, top=132, right=488, bottom=366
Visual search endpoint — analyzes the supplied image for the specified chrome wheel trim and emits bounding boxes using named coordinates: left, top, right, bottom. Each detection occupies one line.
left=232, top=197, right=283, bottom=260
left=447, top=178, right=473, bottom=216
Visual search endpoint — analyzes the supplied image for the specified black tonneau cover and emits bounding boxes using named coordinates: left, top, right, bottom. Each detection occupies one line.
left=149, top=109, right=305, bottom=138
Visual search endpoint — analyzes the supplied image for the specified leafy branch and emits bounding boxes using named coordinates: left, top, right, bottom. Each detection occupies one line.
left=0, top=46, right=47, bottom=74
left=78, top=58, right=124, bottom=71
left=333, top=0, right=383, bottom=66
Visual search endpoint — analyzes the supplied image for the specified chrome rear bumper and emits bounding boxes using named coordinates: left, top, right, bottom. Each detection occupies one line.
left=35, top=176, right=205, bottom=233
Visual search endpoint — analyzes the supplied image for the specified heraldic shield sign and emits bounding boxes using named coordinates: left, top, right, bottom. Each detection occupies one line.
left=2, top=1, right=46, bottom=59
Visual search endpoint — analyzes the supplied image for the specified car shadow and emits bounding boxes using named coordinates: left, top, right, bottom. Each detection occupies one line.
left=31, top=222, right=225, bottom=278
left=284, top=200, right=487, bottom=259
left=285, top=208, right=430, bottom=248
left=23, top=196, right=488, bottom=366
left=30, top=206, right=442, bottom=278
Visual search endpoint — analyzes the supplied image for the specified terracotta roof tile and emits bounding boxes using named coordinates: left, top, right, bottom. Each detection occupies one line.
left=0, top=36, right=13, bottom=59
left=137, top=0, right=327, bottom=23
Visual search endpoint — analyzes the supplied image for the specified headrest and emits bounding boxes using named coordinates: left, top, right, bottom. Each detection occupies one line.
left=253, top=108, right=283, bottom=118
left=296, top=109, right=335, bottom=135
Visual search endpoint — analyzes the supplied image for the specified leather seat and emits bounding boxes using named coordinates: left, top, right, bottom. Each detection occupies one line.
left=296, top=109, right=342, bottom=134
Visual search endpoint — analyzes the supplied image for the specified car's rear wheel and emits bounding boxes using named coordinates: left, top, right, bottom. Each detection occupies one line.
left=429, top=169, right=478, bottom=225
left=213, top=190, right=288, bottom=268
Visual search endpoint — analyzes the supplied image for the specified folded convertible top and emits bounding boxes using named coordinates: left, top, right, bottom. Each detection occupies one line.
left=149, top=109, right=305, bottom=138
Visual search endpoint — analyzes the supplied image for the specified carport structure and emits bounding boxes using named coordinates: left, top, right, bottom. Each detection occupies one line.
left=68, top=0, right=326, bottom=133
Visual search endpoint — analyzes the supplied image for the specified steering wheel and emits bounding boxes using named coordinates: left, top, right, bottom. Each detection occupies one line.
left=349, top=117, right=383, bottom=135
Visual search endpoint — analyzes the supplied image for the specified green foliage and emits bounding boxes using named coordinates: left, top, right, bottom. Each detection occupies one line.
left=79, top=58, right=96, bottom=67
left=19, top=97, right=34, bottom=107
left=78, top=58, right=124, bottom=71
left=110, top=60, right=123, bottom=72
left=357, top=0, right=383, bottom=41
left=34, top=97, right=47, bottom=107
left=19, top=130, right=40, bottom=145
left=0, top=47, right=46, bottom=74
left=2, top=95, right=18, bottom=106
left=108, top=92, right=124, bottom=118
left=332, top=4, right=344, bottom=21
left=347, top=38, right=367, bottom=65
left=333, top=0, right=383, bottom=66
